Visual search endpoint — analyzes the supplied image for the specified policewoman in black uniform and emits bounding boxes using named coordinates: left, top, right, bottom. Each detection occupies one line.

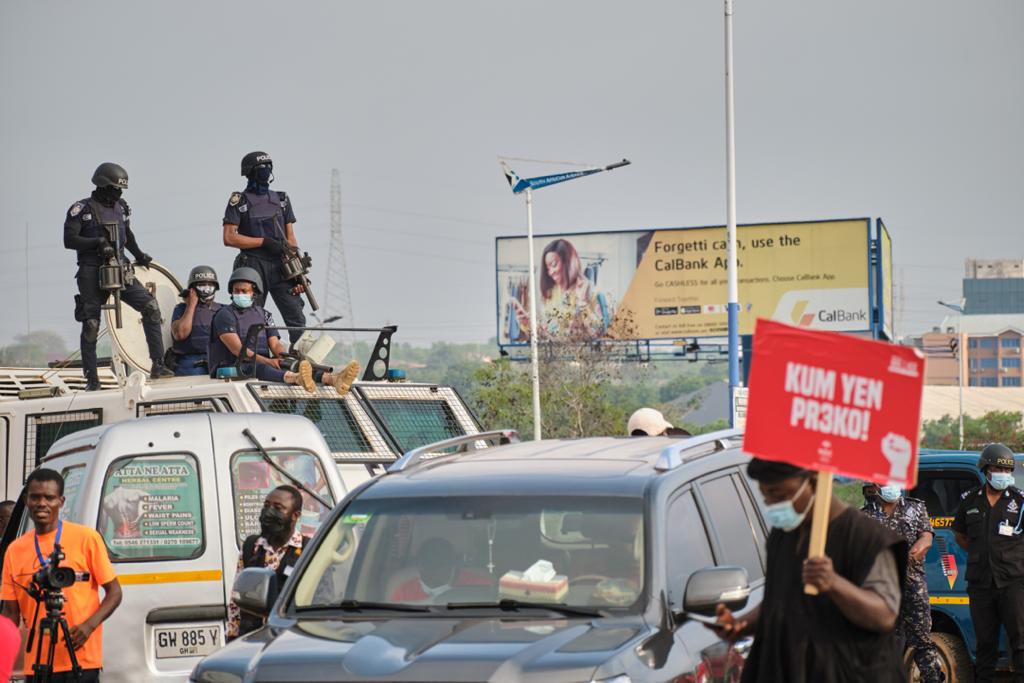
left=63, top=162, right=173, bottom=390
left=169, top=265, right=223, bottom=376
left=222, top=151, right=306, bottom=346
left=952, top=443, right=1024, bottom=682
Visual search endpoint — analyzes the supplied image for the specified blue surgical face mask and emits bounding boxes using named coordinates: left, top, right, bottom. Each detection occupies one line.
left=989, top=471, right=1015, bottom=491
left=764, top=479, right=813, bottom=532
left=232, top=293, right=253, bottom=309
left=879, top=485, right=903, bottom=503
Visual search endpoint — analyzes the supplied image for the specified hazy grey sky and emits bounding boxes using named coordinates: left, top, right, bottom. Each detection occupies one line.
left=2, top=1, right=1021, bottom=349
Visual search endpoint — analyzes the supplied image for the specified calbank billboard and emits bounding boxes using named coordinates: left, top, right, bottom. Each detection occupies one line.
left=496, top=218, right=885, bottom=345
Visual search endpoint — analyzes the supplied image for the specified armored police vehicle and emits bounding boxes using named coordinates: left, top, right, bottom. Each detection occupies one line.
left=0, top=262, right=482, bottom=500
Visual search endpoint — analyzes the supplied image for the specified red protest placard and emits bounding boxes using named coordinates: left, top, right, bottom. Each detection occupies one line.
left=743, top=319, right=925, bottom=487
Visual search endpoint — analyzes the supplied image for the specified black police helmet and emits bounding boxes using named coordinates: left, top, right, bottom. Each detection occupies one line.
left=228, top=266, right=263, bottom=295
left=187, top=265, right=219, bottom=290
left=978, top=443, right=1015, bottom=471
left=241, top=151, right=273, bottom=177
left=92, top=162, right=129, bottom=189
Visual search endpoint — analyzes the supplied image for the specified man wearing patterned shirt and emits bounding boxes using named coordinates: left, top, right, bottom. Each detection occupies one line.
left=227, top=486, right=308, bottom=640
left=861, top=483, right=942, bottom=683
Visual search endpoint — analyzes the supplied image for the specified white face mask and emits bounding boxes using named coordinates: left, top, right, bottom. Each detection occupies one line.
left=195, top=285, right=216, bottom=301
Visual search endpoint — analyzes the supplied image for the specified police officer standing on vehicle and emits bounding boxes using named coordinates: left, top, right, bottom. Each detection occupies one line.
left=862, top=483, right=943, bottom=682
left=63, top=163, right=173, bottom=390
left=222, top=151, right=306, bottom=346
left=170, top=265, right=224, bottom=376
left=952, top=443, right=1024, bottom=682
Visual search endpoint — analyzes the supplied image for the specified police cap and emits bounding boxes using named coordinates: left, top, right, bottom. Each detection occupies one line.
left=92, top=162, right=129, bottom=189
left=187, top=265, right=219, bottom=290
left=978, top=443, right=1015, bottom=471
left=228, top=266, right=263, bottom=295
left=241, top=151, right=273, bottom=177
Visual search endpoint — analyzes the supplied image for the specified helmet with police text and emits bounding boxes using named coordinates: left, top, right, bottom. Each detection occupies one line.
left=187, top=265, right=219, bottom=291
left=228, top=266, right=263, bottom=295
left=91, top=162, right=129, bottom=189
left=241, top=151, right=273, bottom=177
left=978, top=443, right=1015, bottom=472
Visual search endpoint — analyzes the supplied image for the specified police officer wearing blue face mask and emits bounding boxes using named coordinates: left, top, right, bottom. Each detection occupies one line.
left=63, top=162, right=174, bottom=390
left=952, top=443, right=1024, bottom=682
left=222, top=151, right=306, bottom=346
left=207, top=268, right=360, bottom=394
left=713, top=458, right=908, bottom=683
left=170, top=266, right=224, bottom=376
left=861, top=483, right=942, bottom=682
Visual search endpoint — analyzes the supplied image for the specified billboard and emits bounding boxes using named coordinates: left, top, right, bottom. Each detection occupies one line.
left=879, top=220, right=894, bottom=340
left=496, top=218, right=873, bottom=344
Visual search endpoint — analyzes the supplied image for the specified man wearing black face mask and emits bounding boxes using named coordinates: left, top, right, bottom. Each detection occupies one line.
left=63, top=162, right=174, bottom=390
left=227, top=485, right=307, bottom=640
left=170, top=265, right=224, bottom=376
left=222, top=151, right=306, bottom=346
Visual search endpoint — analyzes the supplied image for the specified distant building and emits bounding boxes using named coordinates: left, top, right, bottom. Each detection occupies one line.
left=926, top=314, right=1024, bottom=387
left=963, top=258, right=1024, bottom=314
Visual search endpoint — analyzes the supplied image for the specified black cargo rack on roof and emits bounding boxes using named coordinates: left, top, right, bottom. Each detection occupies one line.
left=653, top=429, right=743, bottom=472
left=388, top=429, right=520, bottom=473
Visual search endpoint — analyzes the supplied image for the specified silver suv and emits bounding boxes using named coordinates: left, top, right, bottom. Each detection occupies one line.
left=192, top=429, right=766, bottom=683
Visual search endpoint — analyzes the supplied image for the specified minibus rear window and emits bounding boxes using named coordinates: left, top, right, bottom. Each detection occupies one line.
left=98, top=453, right=204, bottom=562
left=60, top=466, right=86, bottom=524
left=230, top=450, right=335, bottom=547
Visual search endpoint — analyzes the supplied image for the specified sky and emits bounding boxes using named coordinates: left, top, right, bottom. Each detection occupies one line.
left=1, top=0, right=1022, bottom=350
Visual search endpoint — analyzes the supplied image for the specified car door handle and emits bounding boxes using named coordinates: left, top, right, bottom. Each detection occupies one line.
left=146, top=604, right=227, bottom=624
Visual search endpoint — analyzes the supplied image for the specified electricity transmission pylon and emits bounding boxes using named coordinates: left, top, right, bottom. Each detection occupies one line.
left=324, top=168, right=354, bottom=348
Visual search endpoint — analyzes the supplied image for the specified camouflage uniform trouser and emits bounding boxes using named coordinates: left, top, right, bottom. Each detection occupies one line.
left=899, top=576, right=944, bottom=683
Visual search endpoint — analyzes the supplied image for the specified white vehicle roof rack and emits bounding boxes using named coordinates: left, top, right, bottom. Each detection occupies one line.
left=653, top=428, right=743, bottom=472
left=0, top=367, right=119, bottom=400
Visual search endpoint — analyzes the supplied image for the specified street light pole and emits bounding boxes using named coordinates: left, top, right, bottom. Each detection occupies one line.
left=524, top=188, right=542, bottom=441
left=939, top=300, right=965, bottom=450
left=500, top=157, right=632, bottom=441
left=724, top=0, right=741, bottom=419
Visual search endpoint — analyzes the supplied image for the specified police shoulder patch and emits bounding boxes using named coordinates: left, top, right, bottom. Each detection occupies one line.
left=229, top=192, right=242, bottom=207
left=277, top=190, right=289, bottom=207
left=69, top=202, right=84, bottom=217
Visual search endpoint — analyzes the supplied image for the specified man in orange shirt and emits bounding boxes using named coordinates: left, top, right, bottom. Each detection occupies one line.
left=1, top=469, right=122, bottom=682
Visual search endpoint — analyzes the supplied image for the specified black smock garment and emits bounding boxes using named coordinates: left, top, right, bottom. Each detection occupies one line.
left=741, top=507, right=908, bottom=683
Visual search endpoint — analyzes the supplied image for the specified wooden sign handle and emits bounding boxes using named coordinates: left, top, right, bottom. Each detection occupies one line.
left=804, top=470, right=833, bottom=596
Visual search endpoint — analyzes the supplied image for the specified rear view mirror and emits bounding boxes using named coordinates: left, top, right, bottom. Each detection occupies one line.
left=683, top=566, right=750, bottom=616
left=232, top=568, right=278, bottom=618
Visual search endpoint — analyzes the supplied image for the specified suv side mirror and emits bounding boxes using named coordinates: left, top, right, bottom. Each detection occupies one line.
left=683, top=566, right=750, bottom=616
left=232, top=568, right=278, bottom=618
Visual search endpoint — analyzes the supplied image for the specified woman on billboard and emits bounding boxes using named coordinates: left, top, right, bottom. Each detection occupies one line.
left=513, top=238, right=609, bottom=339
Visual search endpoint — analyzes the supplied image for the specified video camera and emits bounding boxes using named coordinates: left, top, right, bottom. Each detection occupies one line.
left=28, top=544, right=88, bottom=598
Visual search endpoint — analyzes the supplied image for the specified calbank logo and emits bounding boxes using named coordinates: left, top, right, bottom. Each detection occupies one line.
left=773, top=288, right=871, bottom=331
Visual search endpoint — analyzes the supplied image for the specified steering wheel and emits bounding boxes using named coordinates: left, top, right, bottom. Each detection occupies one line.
left=570, top=574, right=612, bottom=586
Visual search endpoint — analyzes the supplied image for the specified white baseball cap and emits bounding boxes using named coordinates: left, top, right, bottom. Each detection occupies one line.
left=627, top=408, right=673, bottom=436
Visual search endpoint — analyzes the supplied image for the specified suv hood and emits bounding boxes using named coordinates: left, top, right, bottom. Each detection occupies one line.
left=193, top=616, right=647, bottom=683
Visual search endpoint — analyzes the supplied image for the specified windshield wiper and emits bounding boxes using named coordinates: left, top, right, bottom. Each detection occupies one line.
left=444, top=599, right=605, bottom=618
left=295, top=599, right=432, bottom=613
left=337, top=599, right=432, bottom=613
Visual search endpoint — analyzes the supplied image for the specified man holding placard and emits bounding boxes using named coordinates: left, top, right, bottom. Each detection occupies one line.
left=722, top=319, right=929, bottom=682
left=713, top=458, right=907, bottom=682
left=951, top=443, right=1024, bottom=682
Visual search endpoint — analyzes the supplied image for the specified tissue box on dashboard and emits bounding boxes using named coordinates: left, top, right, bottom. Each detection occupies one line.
left=499, top=570, right=569, bottom=602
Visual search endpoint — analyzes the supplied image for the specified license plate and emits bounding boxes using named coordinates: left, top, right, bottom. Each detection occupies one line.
left=153, top=625, right=222, bottom=659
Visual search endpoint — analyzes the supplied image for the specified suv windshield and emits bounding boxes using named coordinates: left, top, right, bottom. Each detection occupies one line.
left=293, top=496, right=645, bottom=613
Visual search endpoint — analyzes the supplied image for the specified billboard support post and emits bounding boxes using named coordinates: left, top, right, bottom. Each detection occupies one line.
left=525, top=188, right=542, bottom=441
left=724, top=0, right=741, bottom=421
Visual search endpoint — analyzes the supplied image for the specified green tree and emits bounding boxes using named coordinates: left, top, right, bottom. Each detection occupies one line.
left=0, top=331, right=70, bottom=367
left=920, top=411, right=1024, bottom=452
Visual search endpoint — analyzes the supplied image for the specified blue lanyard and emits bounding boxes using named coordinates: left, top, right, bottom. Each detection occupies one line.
left=34, top=519, right=62, bottom=568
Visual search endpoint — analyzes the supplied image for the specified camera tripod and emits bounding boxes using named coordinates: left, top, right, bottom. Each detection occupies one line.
left=27, top=588, right=84, bottom=683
